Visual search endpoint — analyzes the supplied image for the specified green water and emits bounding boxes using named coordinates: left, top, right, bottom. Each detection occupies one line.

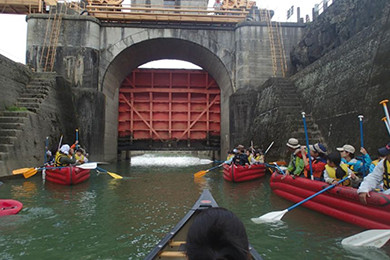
left=0, top=158, right=390, bottom=259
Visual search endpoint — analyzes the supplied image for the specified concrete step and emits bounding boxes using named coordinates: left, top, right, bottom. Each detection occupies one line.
left=0, top=136, right=17, bottom=144
left=0, top=122, right=24, bottom=130
left=25, top=87, right=50, bottom=94
left=0, top=111, right=30, bottom=117
left=26, top=108, right=38, bottom=113
left=16, top=103, right=40, bottom=109
left=17, top=97, right=43, bottom=104
left=0, top=144, right=12, bottom=153
left=0, top=152, right=8, bottom=160
left=0, top=129, right=22, bottom=137
left=20, top=93, right=47, bottom=99
left=0, top=116, right=26, bottom=123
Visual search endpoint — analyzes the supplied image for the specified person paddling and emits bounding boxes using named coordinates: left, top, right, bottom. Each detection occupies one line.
left=283, top=138, right=304, bottom=178
left=301, top=143, right=327, bottom=181
left=55, top=144, right=76, bottom=167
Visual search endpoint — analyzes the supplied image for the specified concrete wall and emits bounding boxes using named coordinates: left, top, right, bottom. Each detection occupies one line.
left=291, top=1, right=390, bottom=153
left=234, top=22, right=304, bottom=90
left=0, top=55, right=32, bottom=110
left=26, top=14, right=105, bottom=160
left=25, top=14, right=305, bottom=161
left=0, top=70, right=80, bottom=175
left=228, top=0, right=390, bottom=161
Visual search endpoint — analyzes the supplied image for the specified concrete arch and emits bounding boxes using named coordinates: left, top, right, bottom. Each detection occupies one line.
left=101, top=38, right=235, bottom=160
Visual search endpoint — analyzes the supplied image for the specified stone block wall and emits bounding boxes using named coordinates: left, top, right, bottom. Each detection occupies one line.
left=0, top=54, right=32, bottom=110
left=291, top=0, right=390, bottom=154
left=229, top=0, right=390, bottom=160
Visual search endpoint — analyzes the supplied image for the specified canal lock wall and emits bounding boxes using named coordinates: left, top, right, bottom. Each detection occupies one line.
left=229, top=0, right=390, bottom=161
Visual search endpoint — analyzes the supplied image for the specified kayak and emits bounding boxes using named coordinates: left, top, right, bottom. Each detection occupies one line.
left=0, top=199, right=23, bottom=216
left=270, top=172, right=390, bottom=229
left=223, top=163, right=266, bottom=182
left=145, top=189, right=263, bottom=260
left=45, top=165, right=90, bottom=185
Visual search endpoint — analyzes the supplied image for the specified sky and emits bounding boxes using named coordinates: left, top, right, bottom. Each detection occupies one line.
left=0, top=0, right=326, bottom=66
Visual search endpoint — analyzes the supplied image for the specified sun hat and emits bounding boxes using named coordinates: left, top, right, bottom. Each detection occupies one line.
left=60, top=144, right=70, bottom=155
left=336, top=144, right=355, bottom=154
left=309, top=143, right=327, bottom=154
left=286, top=138, right=300, bottom=149
left=378, top=143, right=390, bottom=156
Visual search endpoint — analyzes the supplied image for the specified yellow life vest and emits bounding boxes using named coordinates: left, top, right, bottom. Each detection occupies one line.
left=383, top=159, right=390, bottom=190
left=75, top=153, right=85, bottom=162
left=372, top=159, right=380, bottom=166
left=55, top=151, right=69, bottom=167
left=325, top=164, right=351, bottom=186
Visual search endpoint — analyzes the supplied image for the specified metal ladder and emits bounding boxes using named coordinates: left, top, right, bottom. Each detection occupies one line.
left=262, top=10, right=288, bottom=77
left=39, top=3, right=65, bottom=72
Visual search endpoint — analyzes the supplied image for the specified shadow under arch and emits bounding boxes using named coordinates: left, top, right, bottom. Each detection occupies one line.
left=101, top=38, right=234, bottom=161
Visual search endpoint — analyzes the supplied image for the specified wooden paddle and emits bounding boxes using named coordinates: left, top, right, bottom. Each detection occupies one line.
left=251, top=176, right=350, bottom=223
left=13, top=163, right=98, bottom=179
left=96, top=166, right=123, bottom=179
left=342, top=229, right=390, bottom=248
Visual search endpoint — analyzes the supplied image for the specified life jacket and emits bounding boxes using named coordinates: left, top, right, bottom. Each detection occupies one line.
left=304, top=158, right=326, bottom=179
left=55, top=151, right=69, bottom=167
left=383, top=159, right=390, bottom=190
left=325, top=164, right=351, bottom=186
left=372, top=159, right=380, bottom=167
left=75, top=153, right=85, bottom=163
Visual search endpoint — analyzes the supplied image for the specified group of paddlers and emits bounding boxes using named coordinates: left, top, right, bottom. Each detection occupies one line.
left=226, top=144, right=265, bottom=166
left=226, top=138, right=390, bottom=204
left=46, top=140, right=89, bottom=167
left=282, top=137, right=390, bottom=204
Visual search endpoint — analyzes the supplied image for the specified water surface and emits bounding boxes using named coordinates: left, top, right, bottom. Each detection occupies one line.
left=0, top=154, right=389, bottom=259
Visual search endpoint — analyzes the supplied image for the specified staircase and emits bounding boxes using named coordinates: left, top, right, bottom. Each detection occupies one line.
left=273, top=78, right=325, bottom=145
left=0, top=72, right=56, bottom=174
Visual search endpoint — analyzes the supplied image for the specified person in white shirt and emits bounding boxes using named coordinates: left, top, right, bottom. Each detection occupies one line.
left=357, top=142, right=390, bottom=204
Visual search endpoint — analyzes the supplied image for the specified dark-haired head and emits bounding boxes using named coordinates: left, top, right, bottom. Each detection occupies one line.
left=327, top=152, right=347, bottom=179
left=326, top=151, right=341, bottom=166
left=186, top=207, right=250, bottom=260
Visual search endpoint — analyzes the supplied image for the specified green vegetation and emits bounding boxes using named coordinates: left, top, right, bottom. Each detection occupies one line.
left=6, top=106, right=28, bottom=111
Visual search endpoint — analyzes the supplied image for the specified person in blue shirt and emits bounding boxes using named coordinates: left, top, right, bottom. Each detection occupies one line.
left=337, top=144, right=372, bottom=177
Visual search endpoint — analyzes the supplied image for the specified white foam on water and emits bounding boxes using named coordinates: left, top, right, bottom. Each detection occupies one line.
left=130, top=154, right=213, bottom=167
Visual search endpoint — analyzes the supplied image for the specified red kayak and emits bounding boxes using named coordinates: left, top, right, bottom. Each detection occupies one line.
left=223, top=164, right=266, bottom=182
left=270, top=172, right=390, bottom=229
left=45, top=166, right=90, bottom=185
left=0, top=199, right=23, bottom=216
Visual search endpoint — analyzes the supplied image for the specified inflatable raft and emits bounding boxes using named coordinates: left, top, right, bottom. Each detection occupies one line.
left=270, top=172, right=390, bottom=229
left=45, top=166, right=90, bottom=185
left=0, top=199, right=23, bottom=216
left=223, top=164, right=266, bottom=182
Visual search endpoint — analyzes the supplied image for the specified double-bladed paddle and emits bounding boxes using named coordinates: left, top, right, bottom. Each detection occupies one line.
left=251, top=176, right=350, bottom=223
left=342, top=229, right=390, bottom=248
left=194, top=162, right=225, bottom=178
left=96, top=166, right=123, bottom=179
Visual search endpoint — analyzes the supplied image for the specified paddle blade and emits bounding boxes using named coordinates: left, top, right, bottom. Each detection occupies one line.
left=194, top=170, right=208, bottom=178
left=107, top=171, right=123, bottom=179
left=77, top=162, right=97, bottom=169
left=342, top=229, right=390, bottom=248
left=13, top=168, right=34, bottom=175
left=251, top=209, right=288, bottom=223
left=23, top=168, right=38, bottom=179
